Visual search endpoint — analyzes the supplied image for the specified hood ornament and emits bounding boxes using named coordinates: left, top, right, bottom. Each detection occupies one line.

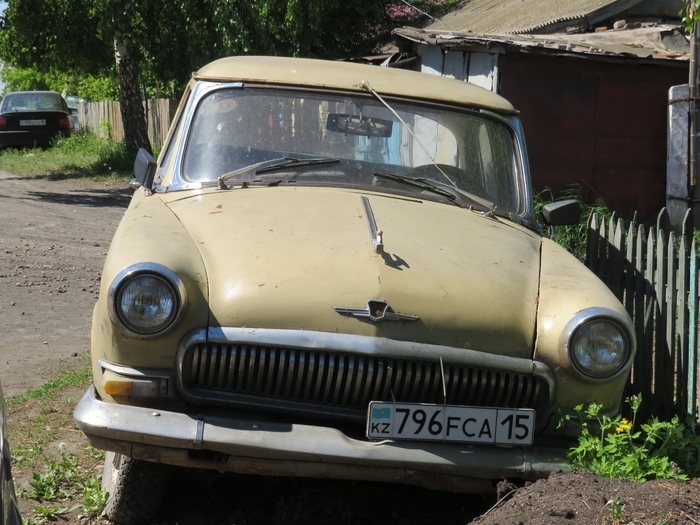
left=362, top=196, right=384, bottom=254
left=333, top=299, right=419, bottom=323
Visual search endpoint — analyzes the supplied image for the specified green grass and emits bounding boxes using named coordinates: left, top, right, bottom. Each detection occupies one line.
left=8, top=363, right=93, bottom=469
left=0, top=131, right=133, bottom=180
left=7, top=357, right=108, bottom=523
left=8, top=366, right=92, bottom=406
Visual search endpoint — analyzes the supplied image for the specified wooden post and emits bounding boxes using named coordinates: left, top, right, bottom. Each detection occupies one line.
left=690, top=1, right=700, bottom=227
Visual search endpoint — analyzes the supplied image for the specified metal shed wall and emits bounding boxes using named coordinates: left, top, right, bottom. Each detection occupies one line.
left=497, top=54, right=687, bottom=218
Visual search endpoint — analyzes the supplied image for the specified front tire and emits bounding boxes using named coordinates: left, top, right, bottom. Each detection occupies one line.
left=101, top=451, right=169, bottom=525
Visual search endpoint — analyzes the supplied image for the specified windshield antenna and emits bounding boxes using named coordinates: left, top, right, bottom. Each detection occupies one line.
left=358, top=80, right=458, bottom=187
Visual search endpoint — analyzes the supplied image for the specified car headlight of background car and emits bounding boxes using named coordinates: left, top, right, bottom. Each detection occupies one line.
left=560, top=308, right=635, bottom=382
left=108, top=263, right=187, bottom=336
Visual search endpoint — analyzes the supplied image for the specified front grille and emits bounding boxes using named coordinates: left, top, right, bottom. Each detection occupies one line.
left=180, top=341, right=551, bottom=424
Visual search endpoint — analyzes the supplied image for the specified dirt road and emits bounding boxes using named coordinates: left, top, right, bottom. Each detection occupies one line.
left=0, top=171, right=131, bottom=397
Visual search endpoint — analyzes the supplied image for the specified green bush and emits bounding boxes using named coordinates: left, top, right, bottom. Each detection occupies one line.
left=565, top=395, right=700, bottom=481
left=534, top=186, right=613, bottom=261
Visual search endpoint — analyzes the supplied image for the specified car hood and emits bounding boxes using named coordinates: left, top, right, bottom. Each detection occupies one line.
left=163, top=187, right=541, bottom=359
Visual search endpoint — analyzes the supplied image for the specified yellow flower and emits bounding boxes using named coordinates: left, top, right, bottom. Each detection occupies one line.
left=616, top=418, right=632, bottom=433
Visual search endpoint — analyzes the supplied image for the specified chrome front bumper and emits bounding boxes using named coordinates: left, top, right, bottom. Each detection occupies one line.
left=74, top=387, right=569, bottom=494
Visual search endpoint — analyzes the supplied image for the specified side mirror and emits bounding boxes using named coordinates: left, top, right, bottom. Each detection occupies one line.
left=132, top=148, right=157, bottom=192
left=542, top=199, right=581, bottom=226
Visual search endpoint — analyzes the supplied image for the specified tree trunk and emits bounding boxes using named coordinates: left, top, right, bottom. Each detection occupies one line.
left=114, top=40, right=151, bottom=157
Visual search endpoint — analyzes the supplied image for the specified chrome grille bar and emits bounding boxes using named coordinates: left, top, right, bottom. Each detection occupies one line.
left=180, top=341, right=550, bottom=419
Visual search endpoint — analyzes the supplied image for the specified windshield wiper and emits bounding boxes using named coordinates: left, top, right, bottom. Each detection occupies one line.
left=217, top=157, right=339, bottom=189
left=255, top=156, right=340, bottom=174
left=373, top=171, right=496, bottom=211
left=373, top=172, right=457, bottom=200
left=217, top=158, right=284, bottom=189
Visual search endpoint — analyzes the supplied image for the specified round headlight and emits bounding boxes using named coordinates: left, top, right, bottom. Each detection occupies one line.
left=109, top=264, right=186, bottom=336
left=569, top=319, right=630, bottom=380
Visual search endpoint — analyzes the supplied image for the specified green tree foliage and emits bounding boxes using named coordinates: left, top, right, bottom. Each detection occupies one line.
left=0, top=66, right=118, bottom=100
left=0, top=0, right=456, bottom=98
left=0, top=0, right=272, bottom=98
left=0, top=0, right=113, bottom=74
left=0, top=67, right=50, bottom=92
left=256, top=0, right=458, bottom=58
left=682, top=0, right=700, bottom=32
left=106, top=0, right=269, bottom=99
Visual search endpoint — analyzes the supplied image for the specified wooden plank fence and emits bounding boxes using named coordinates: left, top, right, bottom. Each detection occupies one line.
left=587, top=208, right=699, bottom=422
left=76, top=98, right=177, bottom=150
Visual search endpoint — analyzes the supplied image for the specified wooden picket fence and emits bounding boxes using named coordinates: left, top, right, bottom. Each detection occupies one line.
left=587, top=208, right=699, bottom=422
left=76, top=98, right=177, bottom=149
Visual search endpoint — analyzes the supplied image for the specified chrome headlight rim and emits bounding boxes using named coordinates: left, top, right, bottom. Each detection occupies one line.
left=107, top=263, right=187, bottom=338
left=559, top=308, right=635, bottom=383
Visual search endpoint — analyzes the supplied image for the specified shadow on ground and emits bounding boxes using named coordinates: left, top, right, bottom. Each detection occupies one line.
left=153, top=470, right=494, bottom=525
left=25, top=188, right=132, bottom=208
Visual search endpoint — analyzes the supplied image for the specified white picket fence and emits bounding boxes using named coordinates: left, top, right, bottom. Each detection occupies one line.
left=587, top=208, right=699, bottom=422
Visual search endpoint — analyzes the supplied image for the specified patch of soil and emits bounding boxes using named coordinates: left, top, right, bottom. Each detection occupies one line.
left=3, top=171, right=700, bottom=524
left=0, top=171, right=132, bottom=398
left=476, top=472, right=700, bottom=524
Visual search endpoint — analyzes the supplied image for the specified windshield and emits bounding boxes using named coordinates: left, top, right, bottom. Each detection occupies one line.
left=2, top=92, right=67, bottom=112
left=182, top=87, right=523, bottom=213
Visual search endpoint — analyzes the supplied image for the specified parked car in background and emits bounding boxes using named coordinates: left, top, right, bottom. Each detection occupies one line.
left=74, top=56, right=635, bottom=524
left=63, top=95, right=82, bottom=128
left=0, top=383, right=21, bottom=525
left=0, top=91, right=74, bottom=149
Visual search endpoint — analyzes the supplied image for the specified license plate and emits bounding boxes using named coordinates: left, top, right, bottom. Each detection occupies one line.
left=367, top=401, right=535, bottom=446
left=20, top=119, right=46, bottom=126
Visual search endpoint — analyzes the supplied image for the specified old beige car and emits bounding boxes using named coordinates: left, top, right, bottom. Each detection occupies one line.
left=74, top=56, right=635, bottom=523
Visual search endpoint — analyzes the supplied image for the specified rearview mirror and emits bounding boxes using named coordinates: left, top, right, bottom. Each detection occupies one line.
left=327, top=113, right=393, bottom=137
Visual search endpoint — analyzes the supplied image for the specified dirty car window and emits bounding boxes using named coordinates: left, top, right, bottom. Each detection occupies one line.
left=182, top=88, right=520, bottom=213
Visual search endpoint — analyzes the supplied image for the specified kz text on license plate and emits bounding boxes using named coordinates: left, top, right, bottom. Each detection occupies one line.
left=367, top=401, right=535, bottom=446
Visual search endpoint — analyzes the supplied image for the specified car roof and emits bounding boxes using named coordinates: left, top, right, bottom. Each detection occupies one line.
left=5, top=91, right=62, bottom=96
left=194, top=56, right=516, bottom=115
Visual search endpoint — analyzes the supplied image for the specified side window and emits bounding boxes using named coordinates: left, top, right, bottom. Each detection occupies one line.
left=156, top=88, right=191, bottom=185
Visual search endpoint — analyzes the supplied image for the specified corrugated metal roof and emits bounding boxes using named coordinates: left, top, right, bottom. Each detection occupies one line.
left=394, top=25, right=689, bottom=62
left=426, top=0, right=645, bottom=34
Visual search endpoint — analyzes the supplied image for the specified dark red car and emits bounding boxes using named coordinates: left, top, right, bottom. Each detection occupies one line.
left=0, top=91, right=74, bottom=149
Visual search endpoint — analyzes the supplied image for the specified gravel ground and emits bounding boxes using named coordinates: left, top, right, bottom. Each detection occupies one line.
left=0, top=170, right=131, bottom=397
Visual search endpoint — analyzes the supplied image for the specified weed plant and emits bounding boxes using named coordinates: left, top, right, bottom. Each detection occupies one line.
left=534, top=186, right=613, bottom=261
left=0, top=130, right=133, bottom=180
left=29, top=455, right=78, bottom=501
left=564, top=395, right=700, bottom=481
